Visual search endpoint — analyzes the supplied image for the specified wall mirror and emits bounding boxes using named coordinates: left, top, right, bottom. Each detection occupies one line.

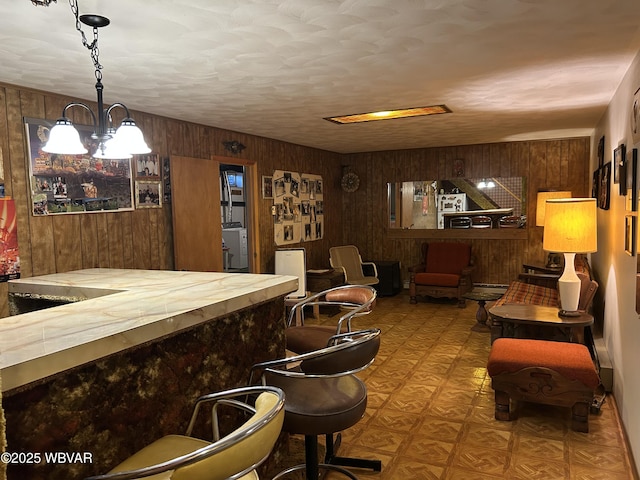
left=388, top=177, right=527, bottom=230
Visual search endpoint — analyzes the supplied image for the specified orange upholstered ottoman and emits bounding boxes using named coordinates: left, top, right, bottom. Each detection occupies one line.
left=487, top=338, right=600, bottom=432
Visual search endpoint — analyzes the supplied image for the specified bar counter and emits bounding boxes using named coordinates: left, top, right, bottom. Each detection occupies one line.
left=0, top=268, right=297, bottom=479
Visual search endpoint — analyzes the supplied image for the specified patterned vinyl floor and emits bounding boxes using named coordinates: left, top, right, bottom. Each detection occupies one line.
left=283, top=291, right=638, bottom=480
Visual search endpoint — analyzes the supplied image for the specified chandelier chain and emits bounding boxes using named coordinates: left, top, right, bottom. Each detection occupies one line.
left=34, top=0, right=150, bottom=157
left=69, top=0, right=103, bottom=81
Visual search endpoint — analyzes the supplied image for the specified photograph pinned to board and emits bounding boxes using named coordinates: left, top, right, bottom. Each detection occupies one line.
left=300, top=173, right=323, bottom=242
left=25, top=117, right=134, bottom=215
left=272, top=170, right=302, bottom=245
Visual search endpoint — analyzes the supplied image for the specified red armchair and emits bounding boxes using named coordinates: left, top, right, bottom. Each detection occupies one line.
left=409, top=242, right=475, bottom=307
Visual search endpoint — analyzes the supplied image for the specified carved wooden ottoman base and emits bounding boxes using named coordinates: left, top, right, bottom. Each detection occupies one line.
left=487, top=338, right=600, bottom=432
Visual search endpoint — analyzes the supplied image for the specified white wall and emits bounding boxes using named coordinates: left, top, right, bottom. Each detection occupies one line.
left=592, top=49, right=640, bottom=473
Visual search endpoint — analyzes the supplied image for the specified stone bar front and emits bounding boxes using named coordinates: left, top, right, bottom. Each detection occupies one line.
left=0, top=268, right=297, bottom=480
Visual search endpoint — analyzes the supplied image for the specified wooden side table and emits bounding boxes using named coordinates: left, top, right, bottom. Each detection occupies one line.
left=522, top=262, right=562, bottom=275
left=489, top=303, right=594, bottom=344
left=464, top=291, right=504, bottom=330
left=306, top=269, right=345, bottom=293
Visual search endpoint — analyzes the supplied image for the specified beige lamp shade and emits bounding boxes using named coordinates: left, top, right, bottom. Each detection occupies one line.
left=543, top=198, right=597, bottom=253
left=536, top=191, right=572, bottom=226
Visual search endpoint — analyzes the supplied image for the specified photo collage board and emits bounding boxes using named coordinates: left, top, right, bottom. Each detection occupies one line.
left=24, top=118, right=169, bottom=215
left=272, top=170, right=323, bottom=246
left=25, top=118, right=134, bottom=215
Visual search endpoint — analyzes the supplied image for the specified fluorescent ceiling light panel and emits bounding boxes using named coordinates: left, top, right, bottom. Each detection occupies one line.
left=324, top=105, right=451, bottom=124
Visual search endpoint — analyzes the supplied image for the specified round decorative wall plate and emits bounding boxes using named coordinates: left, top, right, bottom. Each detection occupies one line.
left=341, top=172, right=360, bottom=192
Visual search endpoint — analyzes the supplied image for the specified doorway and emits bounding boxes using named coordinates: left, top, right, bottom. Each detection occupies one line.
left=216, top=156, right=260, bottom=273
left=221, top=163, right=248, bottom=272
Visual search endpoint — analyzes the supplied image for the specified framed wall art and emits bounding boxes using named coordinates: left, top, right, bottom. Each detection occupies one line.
left=25, top=118, right=134, bottom=215
left=632, top=86, right=640, bottom=144
left=614, top=143, right=625, bottom=186
left=626, top=148, right=638, bottom=212
left=0, top=198, right=20, bottom=282
left=162, top=156, right=171, bottom=204
left=597, top=135, right=605, bottom=167
left=592, top=168, right=600, bottom=200
left=135, top=180, right=162, bottom=208
left=135, top=153, right=161, bottom=179
left=262, top=175, right=273, bottom=199
left=625, top=215, right=636, bottom=256
left=599, top=162, right=611, bottom=210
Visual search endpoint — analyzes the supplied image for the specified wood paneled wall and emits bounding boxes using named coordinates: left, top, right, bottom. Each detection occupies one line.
left=341, top=138, right=591, bottom=285
left=0, top=82, right=591, bottom=316
left=0, top=82, right=342, bottom=316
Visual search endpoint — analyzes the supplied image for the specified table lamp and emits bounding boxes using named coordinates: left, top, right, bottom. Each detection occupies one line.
left=543, top=198, right=597, bottom=316
left=536, top=190, right=572, bottom=268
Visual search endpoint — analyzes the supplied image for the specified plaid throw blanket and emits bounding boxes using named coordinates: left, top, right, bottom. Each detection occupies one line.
left=494, top=281, right=559, bottom=307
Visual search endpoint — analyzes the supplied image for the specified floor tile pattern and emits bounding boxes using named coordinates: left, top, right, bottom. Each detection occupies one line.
left=279, top=292, right=638, bottom=479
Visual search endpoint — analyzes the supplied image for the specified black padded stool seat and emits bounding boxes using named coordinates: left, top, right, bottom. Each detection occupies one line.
left=450, top=216, right=471, bottom=228
left=286, top=325, right=344, bottom=354
left=471, top=215, right=492, bottom=228
left=252, top=329, right=382, bottom=479
left=285, top=285, right=377, bottom=355
left=269, top=375, right=367, bottom=436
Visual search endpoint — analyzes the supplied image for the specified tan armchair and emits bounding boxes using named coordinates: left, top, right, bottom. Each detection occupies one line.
left=329, top=245, right=379, bottom=286
left=409, top=242, right=474, bottom=307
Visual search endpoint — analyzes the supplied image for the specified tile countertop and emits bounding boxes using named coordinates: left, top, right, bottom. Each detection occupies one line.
left=0, top=268, right=298, bottom=392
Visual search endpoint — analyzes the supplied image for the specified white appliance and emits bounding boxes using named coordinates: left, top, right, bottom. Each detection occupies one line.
left=220, top=170, right=246, bottom=225
left=437, top=193, right=467, bottom=229
left=222, top=227, right=248, bottom=270
left=275, top=248, right=306, bottom=299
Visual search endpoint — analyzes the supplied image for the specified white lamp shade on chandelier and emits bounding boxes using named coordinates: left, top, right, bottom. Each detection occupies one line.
left=115, top=119, right=151, bottom=154
left=92, top=129, right=131, bottom=160
left=41, top=119, right=88, bottom=155
left=543, top=198, right=597, bottom=313
left=43, top=116, right=150, bottom=159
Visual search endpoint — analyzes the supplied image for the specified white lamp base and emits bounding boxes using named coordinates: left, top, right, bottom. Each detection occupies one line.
left=557, top=252, right=581, bottom=316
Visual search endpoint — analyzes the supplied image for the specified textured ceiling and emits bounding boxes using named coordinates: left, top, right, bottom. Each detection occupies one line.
left=2, top=0, right=640, bottom=153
